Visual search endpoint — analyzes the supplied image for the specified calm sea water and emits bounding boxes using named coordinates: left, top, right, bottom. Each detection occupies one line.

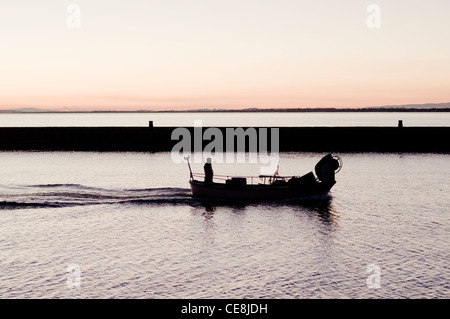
left=0, top=112, right=449, bottom=127
left=0, top=151, right=449, bottom=299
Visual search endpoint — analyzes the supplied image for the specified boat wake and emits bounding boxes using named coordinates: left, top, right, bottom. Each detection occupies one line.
left=0, top=184, right=194, bottom=209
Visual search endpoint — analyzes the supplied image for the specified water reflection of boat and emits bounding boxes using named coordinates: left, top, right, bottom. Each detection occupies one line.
left=187, top=154, right=342, bottom=201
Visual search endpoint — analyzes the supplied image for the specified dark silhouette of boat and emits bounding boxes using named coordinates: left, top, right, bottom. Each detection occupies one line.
left=187, top=154, right=342, bottom=201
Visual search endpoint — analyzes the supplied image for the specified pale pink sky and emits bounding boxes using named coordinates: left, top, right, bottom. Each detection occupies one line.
left=1, top=0, right=449, bottom=111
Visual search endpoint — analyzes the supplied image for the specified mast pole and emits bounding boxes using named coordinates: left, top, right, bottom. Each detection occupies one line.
left=184, top=155, right=193, bottom=180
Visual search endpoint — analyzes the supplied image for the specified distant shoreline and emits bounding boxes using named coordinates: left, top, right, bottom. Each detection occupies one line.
left=1, top=107, right=450, bottom=114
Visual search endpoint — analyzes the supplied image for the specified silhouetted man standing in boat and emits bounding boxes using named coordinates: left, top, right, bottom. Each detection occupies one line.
left=204, top=158, right=214, bottom=184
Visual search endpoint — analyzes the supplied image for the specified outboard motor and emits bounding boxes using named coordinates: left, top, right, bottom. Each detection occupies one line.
left=314, top=154, right=341, bottom=185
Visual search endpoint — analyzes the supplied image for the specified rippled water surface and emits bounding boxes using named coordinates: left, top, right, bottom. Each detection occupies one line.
left=0, top=152, right=449, bottom=298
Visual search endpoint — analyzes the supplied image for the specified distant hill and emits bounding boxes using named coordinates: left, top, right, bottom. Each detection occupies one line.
left=0, top=107, right=52, bottom=113
left=1, top=102, right=449, bottom=113
left=376, top=102, right=450, bottom=110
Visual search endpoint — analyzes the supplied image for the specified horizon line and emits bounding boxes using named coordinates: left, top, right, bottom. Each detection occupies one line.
left=1, top=103, right=450, bottom=114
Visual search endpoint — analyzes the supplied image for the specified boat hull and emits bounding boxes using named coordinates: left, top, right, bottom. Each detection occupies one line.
left=189, top=180, right=334, bottom=201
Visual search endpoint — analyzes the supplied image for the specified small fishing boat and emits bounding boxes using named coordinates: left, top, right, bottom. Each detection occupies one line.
left=186, top=154, right=342, bottom=201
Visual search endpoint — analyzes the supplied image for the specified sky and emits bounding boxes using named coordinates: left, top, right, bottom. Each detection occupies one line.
left=1, top=0, right=449, bottom=111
